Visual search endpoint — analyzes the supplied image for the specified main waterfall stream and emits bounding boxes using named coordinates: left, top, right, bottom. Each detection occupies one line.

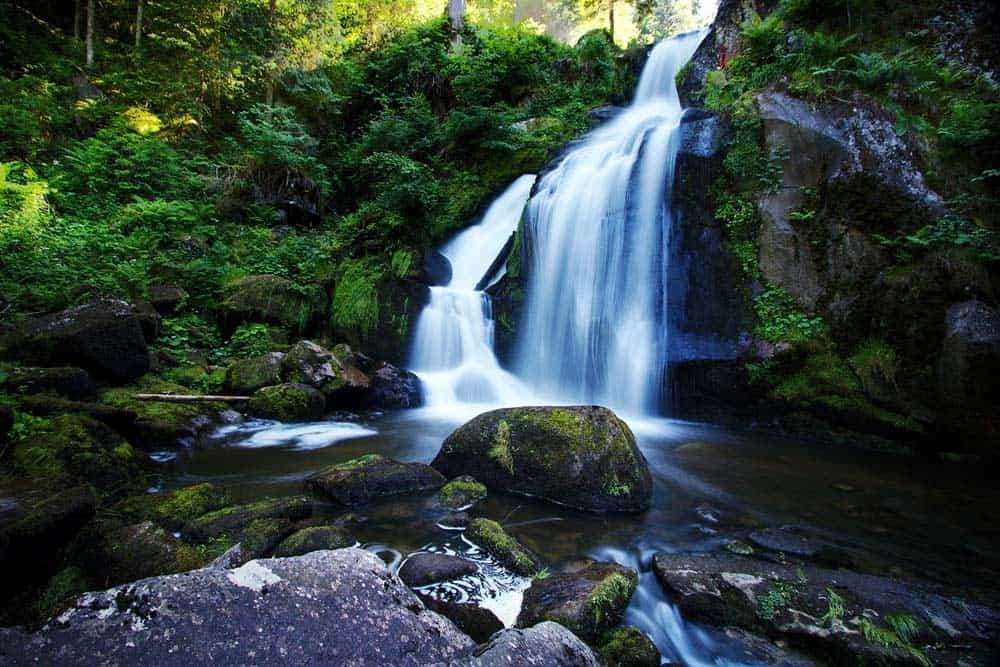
left=163, top=29, right=1000, bottom=667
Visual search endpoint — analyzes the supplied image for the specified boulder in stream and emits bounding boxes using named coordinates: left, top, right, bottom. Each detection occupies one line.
left=224, top=352, right=284, bottom=395
left=461, top=621, right=602, bottom=666
left=399, top=552, right=478, bottom=587
left=273, top=525, right=355, bottom=557
left=280, top=340, right=371, bottom=407
left=432, top=406, right=652, bottom=512
left=247, top=383, right=326, bottom=422
left=465, top=518, right=539, bottom=577
left=305, top=454, right=445, bottom=506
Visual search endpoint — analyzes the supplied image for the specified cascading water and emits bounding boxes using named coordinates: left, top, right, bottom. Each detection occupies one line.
left=409, top=175, right=535, bottom=409
left=515, top=30, right=709, bottom=416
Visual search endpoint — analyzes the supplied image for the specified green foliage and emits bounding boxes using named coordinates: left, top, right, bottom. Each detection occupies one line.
left=756, top=579, right=798, bottom=621
left=860, top=615, right=929, bottom=666
left=220, top=324, right=277, bottom=360
left=754, top=288, right=826, bottom=344
left=238, top=103, right=329, bottom=194
left=158, top=315, right=222, bottom=360
left=820, top=588, right=846, bottom=626
left=331, top=259, right=383, bottom=341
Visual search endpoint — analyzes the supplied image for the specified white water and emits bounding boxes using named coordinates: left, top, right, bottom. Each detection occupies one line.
left=409, top=175, right=535, bottom=411
left=515, top=30, right=708, bottom=416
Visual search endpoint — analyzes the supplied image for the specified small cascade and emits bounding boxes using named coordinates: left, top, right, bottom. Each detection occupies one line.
left=515, top=30, right=709, bottom=416
left=409, top=175, right=535, bottom=408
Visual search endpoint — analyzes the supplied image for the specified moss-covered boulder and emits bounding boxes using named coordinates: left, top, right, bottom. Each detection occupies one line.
left=465, top=518, right=539, bottom=577
left=280, top=340, right=371, bottom=407
left=111, top=483, right=231, bottom=533
left=148, top=285, right=188, bottom=314
left=238, top=518, right=297, bottom=562
left=434, top=475, right=487, bottom=510
left=220, top=274, right=327, bottom=334
left=182, top=495, right=313, bottom=543
left=398, top=552, right=478, bottom=587
left=19, top=395, right=137, bottom=432
left=432, top=406, right=652, bottom=512
left=248, top=383, right=325, bottom=422
left=99, top=379, right=225, bottom=449
left=517, top=561, right=638, bottom=643
left=224, top=352, right=284, bottom=395
left=95, top=521, right=208, bottom=586
left=3, top=366, right=96, bottom=400
left=305, top=454, right=445, bottom=506
left=10, top=415, right=144, bottom=498
left=273, top=525, right=355, bottom=557
left=6, top=298, right=150, bottom=383
left=598, top=627, right=661, bottom=667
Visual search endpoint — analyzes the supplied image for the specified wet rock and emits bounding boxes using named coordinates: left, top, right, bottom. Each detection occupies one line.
left=3, top=366, right=96, bottom=400
left=364, top=360, right=423, bottom=409
left=652, top=551, right=997, bottom=665
left=183, top=495, right=313, bottom=543
left=460, top=621, right=602, bottom=666
left=422, top=248, right=453, bottom=286
left=305, top=454, right=445, bottom=506
left=438, top=511, right=470, bottom=530
left=7, top=298, right=150, bottom=383
left=587, top=105, right=624, bottom=123
left=435, top=475, right=487, bottom=510
left=597, top=626, right=661, bottom=667
left=416, top=594, right=504, bottom=644
left=220, top=274, right=327, bottom=334
left=147, top=285, right=188, bottom=314
left=465, top=518, right=539, bottom=576
left=19, top=395, right=137, bottom=432
left=748, top=526, right=824, bottom=558
left=399, top=552, right=478, bottom=587
left=131, top=300, right=162, bottom=342
left=280, top=340, right=371, bottom=407
left=224, top=352, right=284, bottom=395
left=938, top=299, right=1000, bottom=414
left=247, top=383, right=325, bottom=422
left=237, top=518, right=297, bottom=562
left=6, top=549, right=475, bottom=665
left=432, top=406, right=652, bottom=512
left=517, top=560, right=638, bottom=643
left=93, top=521, right=207, bottom=585
left=273, top=525, right=354, bottom=557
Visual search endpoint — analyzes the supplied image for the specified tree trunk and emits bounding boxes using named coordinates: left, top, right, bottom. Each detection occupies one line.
left=608, top=0, right=615, bottom=45
left=135, top=0, right=143, bottom=47
left=514, top=0, right=522, bottom=23
left=85, top=0, right=94, bottom=67
left=134, top=394, right=251, bottom=403
left=266, top=0, right=277, bottom=106
left=73, top=0, right=81, bottom=41
left=448, top=0, right=465, bottom=44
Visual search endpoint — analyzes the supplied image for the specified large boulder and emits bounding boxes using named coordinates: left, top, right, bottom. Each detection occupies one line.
left=432, top=406, right=653, bottom=513
left=280, top=340, right=371, bottom=407
left=305, top=454, right=445, bottom=506
left=91, top=521, right=208, bottom=586
left=247, top=383, right=326, bottom=422
left=220, top=274, right=327, bottom=334
left=4, top=549, right=476, bottom=665
left=460, top=622, right=602, bottom=666
left=365, top=360, right=423, bottom=409
left=224, top=352, right=284, bottom=395
left=7, top=298, right=150, bottom=383
left=517, top=561, right=638, bottom=643
left=2, top=366, right=96, bottom=400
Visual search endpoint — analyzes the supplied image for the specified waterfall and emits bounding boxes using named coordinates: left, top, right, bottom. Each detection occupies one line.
left=410, top=175, right=535, bottom=408
left=514, top=30, right=709, bottom=416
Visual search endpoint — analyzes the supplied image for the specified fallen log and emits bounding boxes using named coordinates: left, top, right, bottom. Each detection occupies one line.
left=134, top=393, right=250, bottom=403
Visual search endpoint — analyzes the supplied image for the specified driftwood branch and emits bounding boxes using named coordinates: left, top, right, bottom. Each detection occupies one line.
left=134, top=394, right=250, bottom=403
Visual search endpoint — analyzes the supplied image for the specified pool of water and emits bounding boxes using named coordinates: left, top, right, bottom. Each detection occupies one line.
left=159, top=408, right=1000, bottom=664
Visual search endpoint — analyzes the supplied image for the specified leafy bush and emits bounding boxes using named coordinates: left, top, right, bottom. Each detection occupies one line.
left=754, top=288, right=826, bottom=344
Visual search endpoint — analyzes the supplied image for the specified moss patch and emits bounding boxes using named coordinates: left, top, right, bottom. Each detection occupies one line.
left=598, top=626, right=661, bottom=667
left=437, top=476, right=487, bottom=509
left=247, top=383, right=325, bottom=422
left=488, top=420, right=514, bottom=474
left=587, top=571, right=636, bottom=629
left=466, top=518, right=538, bottom=577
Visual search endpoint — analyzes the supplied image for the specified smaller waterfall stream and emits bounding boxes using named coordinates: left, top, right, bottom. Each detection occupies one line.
left=409, top=175, right=535, bottom=409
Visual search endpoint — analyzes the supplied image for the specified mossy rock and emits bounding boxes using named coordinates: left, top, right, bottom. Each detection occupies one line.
left=3, top=366, right=96, bottom=400
left=517, top=560, right=638, bottom=643
left=33, top=566, right=93, bottom=621
left=97, top=521, right=209, bottom=586
left=465, top=518, right=539, bottom=577
left=182, top=495, right=313, bottom=543
left=280, top=340, right=371, bottom=406
left=99, top=379, right=224, bottom=448
left=434, top=475, right=487, bottom=510
left=598, top=627, right=661, bottom=667
left=224, top=352, right=284, bottom=395
left=248, top=383, right=325, bottom=422
left=220, top=274, right=327, bottom=334
left=239, top=518, right=297, bottom=562
left=305, top=454, right=445, bottom=506
left=10, top=414, right=145, bottom=499
left=18, top=394, right=137, bottom=432
left=432, top=406, right=652, bottom=512
left=273, top=525, right=355, bottom=557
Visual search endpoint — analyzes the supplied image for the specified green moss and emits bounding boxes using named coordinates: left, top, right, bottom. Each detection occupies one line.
left=154, top=483, right=231, bottom=530
left=100, top=379, right=223, bottom=426
left=331, top=259, right=383, bottom=341
left=438, top=476, right=487, bottom=508
left=248, top=383, right=324, bottom=422
left=587, top=571, right=636, bottom=628
left=598, top=626, right=660, bottom=667
left=466, top=518, right=537, bottom=576
left=675, top=62, right=694, bottom=92
left=848, top=338, right=898, bottom=401
left=488, top=420, right=514, bottom=474
left=332, top=453, right=383, bottom=470
left=33, top=567, right=92, bottom=619
left=274, top=525, right=354, bottom=557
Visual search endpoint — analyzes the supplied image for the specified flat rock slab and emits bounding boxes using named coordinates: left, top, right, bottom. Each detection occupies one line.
left=1, top=549, right=474, bottom=665
left=305, top=454, right=445, bottom=506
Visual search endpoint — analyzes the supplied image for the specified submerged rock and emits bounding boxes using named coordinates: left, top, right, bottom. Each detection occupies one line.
left=247, top=383, right=325, bottom=422
left=224, top=352, right=284, bottom=395
left=4, top=549, right=475, bottom=665
left=7, top=298, right=150, bottom=383
left=465, top=518, right=539, bottom=577
left=461, top=621, right=602, bottom=666
left=517, top=561, right=638, bottom=643
left=399, top=552, right=478, bottom=587
left=305, top=454, right=445, bottom=506
left=273, top=525, right=354, bottom=557
left=2, top=366, right=96, bottom=400
left=435, top=475, right=487, bottom=510
left=432, top=406, right=652, bottom=512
